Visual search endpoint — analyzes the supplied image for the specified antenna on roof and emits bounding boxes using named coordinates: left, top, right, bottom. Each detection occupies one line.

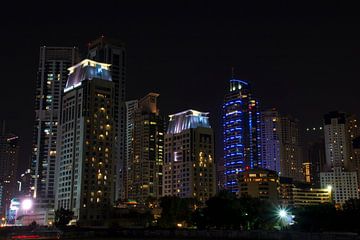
left=231, top=67, right=235, bottom=79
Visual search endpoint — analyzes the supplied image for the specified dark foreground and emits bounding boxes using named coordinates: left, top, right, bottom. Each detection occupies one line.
left=1, top=227, right=359, bottom=240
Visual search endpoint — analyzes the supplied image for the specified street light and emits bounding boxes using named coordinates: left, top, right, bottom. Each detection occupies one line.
left=21, top=199, right=33, bottom=211
left=278, top=209, right=287, bottom=218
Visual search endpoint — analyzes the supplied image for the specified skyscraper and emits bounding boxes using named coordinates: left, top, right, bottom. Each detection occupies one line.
left=323, top=111, right=349, bottom=170
left=223, top=79, right=260, bottom=193
left=279, top=116, right=304, bottom=181
left=163, top=110, right=216, bottom=202
left=122, top=100, right=138, bottom=200
left=321, top=111, right=359, bottom=205
left=55, top=59, right=115, bottom=225
left=88, top=36, right=126, bottom=201
left=260, top=110, right=304, bottom=182
left=127, top=93, right=164, bottom=202
left=0, top=124, right=19, bottom=217
left=31, top=46, right=79, bottom=222
left=307, top=139, right=326, bottom=187
left=260, top=109, right=281, bottom=173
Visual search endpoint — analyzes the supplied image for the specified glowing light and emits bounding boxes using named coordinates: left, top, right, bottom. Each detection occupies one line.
left=21, top=199, right=33, bottom=211
left=167, top=109, right=210, bottom=134
left=278, top=209, right=287, bottom=218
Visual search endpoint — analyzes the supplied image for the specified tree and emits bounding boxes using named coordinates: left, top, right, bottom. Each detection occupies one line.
left=55, top=208, right=74, bottom=227
left=158, top=196, right=197, bottom=228
left=192, top=190, right=276, bottom=230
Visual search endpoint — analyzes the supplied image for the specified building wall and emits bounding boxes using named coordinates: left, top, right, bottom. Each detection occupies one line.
left=56, top=77, right=115, bottom=226
left=292, top=187, right=331, bottom=206
left=127, top=93, right=164, bottom=202
left=88, top=37, right=126, bottom=201
left=279, top=116, right=304, bottom=182
left=324, top=112, right=348, bottom=170
left=320, top=167, right=359, bottom=205
left=260, top=110, right=281, bottom=173
left=31, top=47, right=78, bottom=214
left=238, top=169, right=279, bottom=202
left=123, top=100, right=138, bottom=200
left=164, top=110, right=216, bottom=202
left=0, top=132, right=19, bottom=217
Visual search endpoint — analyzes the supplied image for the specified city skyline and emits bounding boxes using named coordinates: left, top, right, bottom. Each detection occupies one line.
left=1, top=1, right=360, bottom=177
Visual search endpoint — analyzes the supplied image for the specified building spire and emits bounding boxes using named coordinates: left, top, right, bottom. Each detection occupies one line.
left=231, top=67, right=235, bottom=79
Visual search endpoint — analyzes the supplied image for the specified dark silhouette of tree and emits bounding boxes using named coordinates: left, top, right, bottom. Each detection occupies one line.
left=158, top=196, right=197, bottom=228
left=293, top=204, right=337, bottom=231
left=54, top=208, right=74, bottom=227
left=192, top=190, right=276, bottom=230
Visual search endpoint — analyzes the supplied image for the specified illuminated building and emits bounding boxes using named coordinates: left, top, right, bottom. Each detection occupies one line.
left=303, top=162, right=312, bottom=183
left=260, top=109, right=304, bottom=182
left=321, top=111, right=359, bottom=205
left=88, top=37, right=126, bottom=201
left=223, top=79, right=261, bottom=193
left=320, top=169, right=358, bottom=205
left=238, top=168, right=279, bottom=202
left=260, top=109, right=281, bottom=173
left=0, top=123, right=19, bottom=218
left=122, top=100, right=138, bottom=199
left=55, top=59, right=115, bottom=225
left=127, top=93, right=164, bottom=202
left=292, top=187, right=332, bottom=206
left=279, top=116, right=304, bottom=182
left=163, top=110, right=216, bottom=202
left=279, top=178, right=332, bottom=206
left=279, top=177, right=294, bottom=206
left=31, top=47, right=79, bottom=222
left=324, top=111, right=350, bottom=170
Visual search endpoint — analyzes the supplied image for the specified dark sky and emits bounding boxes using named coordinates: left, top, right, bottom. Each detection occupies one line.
left=1, top=1, right=359, bottom=171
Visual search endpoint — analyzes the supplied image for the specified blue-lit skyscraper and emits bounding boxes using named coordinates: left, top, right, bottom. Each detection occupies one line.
left=223, top=79, right=261, bottom=193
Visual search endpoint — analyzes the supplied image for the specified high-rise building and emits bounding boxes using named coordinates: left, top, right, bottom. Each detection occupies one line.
left=323, top=111, right=349, bottom=170
left=127, top=93, right=164, bottom=202
left=0, top=124, right=19, bottom=217
left=88, top=37, right=126, bottom=201
left=260, top=110, right=304, bottom=182
left=122, top=100, right=138, bottom=200
left=321, top=111, right=359, bottom=206
left=223, top=79, right=261, bottom=193
left=164, top=110, right=216, bottom=202
left=307, top=139, right=326, bottom=187
left=260, top=109, right=281, bottom=173
left=279, top=116, right=304, bottom=182
left=55, top=59, right=115, bottom=225
left=31, top=47, right=79, bottom=218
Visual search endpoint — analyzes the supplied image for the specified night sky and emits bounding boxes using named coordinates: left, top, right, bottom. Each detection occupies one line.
left=1, top=1, right=360, bottom=172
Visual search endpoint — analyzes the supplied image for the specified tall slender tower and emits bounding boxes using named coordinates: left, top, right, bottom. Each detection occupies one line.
left=122, top=100, right=138, bottom=200
left=164, top=110, right=216, bottom=202
left=127, top=93, right=164, bottom=202
left=88, top=37, right=126, bottom=201
left=279, top=116, right=304, bottom=181
left=55, top=59, right=115, bottom=225
left=31, top=47, right=78, bottom=219
left=0, top=124, right=19, bottom=217
left=223, top=79, right=261, bottom=193
left=260, top=109, right=281, bottom=173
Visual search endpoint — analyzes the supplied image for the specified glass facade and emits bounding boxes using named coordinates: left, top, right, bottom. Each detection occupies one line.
left=223, top=79, right=261, bottom=193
